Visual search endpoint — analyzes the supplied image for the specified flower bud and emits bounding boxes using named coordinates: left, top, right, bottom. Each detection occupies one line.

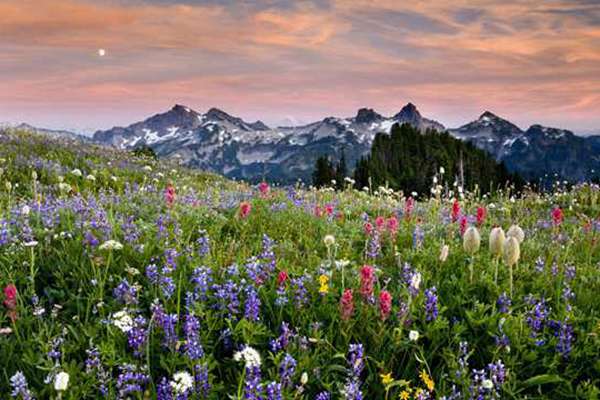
left=489, top=227, right=506, bottom=257
left=463, top=226, right=481, bottom=255
left=507, top=224, right=524, bottom=244
left=503, top=236, right=520, bottom=267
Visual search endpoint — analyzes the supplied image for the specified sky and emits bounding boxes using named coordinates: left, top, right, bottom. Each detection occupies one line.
left=1, top=0, right=599, bottom=135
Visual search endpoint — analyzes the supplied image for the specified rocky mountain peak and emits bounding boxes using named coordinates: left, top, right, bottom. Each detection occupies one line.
left=355, top=108, right=383, bottom=124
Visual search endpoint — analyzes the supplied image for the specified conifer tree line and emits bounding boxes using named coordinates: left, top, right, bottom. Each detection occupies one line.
left=312, top=149, right=347, bottom=190
left=313, top=123, right=523, bottom=194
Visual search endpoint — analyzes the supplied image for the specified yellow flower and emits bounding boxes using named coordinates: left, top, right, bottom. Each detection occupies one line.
left=419, top=370, right=435, bottom=392
left=380, top=372, right=393, bottom=386
left=399, top=389, right=410, bottom=400
left=318, top=274, right=329, bottom=294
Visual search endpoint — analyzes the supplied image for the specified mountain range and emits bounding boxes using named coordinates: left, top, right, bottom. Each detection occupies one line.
left=7, top=104, right=599, bottom=184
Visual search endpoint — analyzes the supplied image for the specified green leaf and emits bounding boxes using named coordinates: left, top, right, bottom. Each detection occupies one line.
left=522, top=374, right=565, bottom=387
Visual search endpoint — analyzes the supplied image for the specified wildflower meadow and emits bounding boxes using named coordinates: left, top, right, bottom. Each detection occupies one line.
left=1, top=130, right=599, bottom=399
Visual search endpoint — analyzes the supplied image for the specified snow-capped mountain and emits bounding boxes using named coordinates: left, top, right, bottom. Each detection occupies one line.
left=93, top=103, right=445, bottom=183
left=92, top=103, right=599, bottom=184
left=449, top=113, right=600, bottom=182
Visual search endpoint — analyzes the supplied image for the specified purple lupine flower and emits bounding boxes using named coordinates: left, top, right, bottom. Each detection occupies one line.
left=412, top=225, right=424, bottom=249
left=366, top=230, right=381, bottom=259
left=424, top=287, right=438, bottom=321
left=244, top=366, right=263, bottom=400
left=47, top=335, right=64, bottom=362
left=260, top=234, right=277, bottom=274
left=145, top=263, right=159, bottom=284
left=116, top=364, right=149, bottom=399
left=85, top=347, right=109, bottom=395
left=152, top=303, right=178, bottom=349
left=534, top=257, right=545, bottom=273
left=551, top=261, right=559, bottom=277
left=10, top=371, right=34, bottom=400
left=548, top=318, right=575, bottom=358
left=197, top=230, right=210, bottom=257
left=315, top=392, right=331, bottom=400
left=347, top=343, right=365, bottom=378
left=265, top=381, right=282, bottom=400
left=278, top=353, right=297, bottom=388
left=525, top=296, right=550, bottom=346
left=84, top=230, right=99, bottom=247
left=194, top=364, right=210, bottom=398
left=244, top=285, right=261, bottom=322
left=127, top=316, right=148, bottom=357
left=270, top=322, right=294, bottom=352
left=291, top=275, right=309, bottom=308
left=564, top=263, right=576, bottom=282
left=342, top=379, right=363, bottom=400
left=497, top=292, right=511, bottom=314
left=245, top=257, right=267, bottom=286
left=275, top=284, right=288, bottom=307
left=456, top=341, right=469, bottom=378
left=157, top=377, right=174, bottom=400
left=191, top=266, right=212, bottom=302
left=113, top=278, right=138, bottom=305
left=562, top=285, right=575, bottom=304
left=160, top=275, right=176, bottom=299
left=183, top=314, right=204, bottom=360
left=487, top=360, right=507, bottom=391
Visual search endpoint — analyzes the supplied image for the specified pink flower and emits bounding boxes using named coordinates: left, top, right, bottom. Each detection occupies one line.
left=239, top=201, right=251, bottom=218
left=359, top=265, right=375, bottom=300
left=387, top=216, right=399, bottom=236
left=314, top=205, right=323, bottom=217
left=3, top=284, right=16, bottom=301
left=164, top=184, right=176, bottom=207
left=552, top=207, right=563, bottom=226
left=277, top=270, right=288, bottom=286
left=3, top=284, right=17, bottom=323
left=452, top=200, right=461, bottom=223
left=325, top=204, right=334, bottom=216
left=459, top=216, right=468, bottom=236
left=476, top=206, right=486, bottom=226
left=379, top=290, right=392, bottom=321
left=375, top=216, right=386, bottom=231
left=404, top=197, right=414, bottom=220
left=363, top=222, right=373, bottom=236
left=258, top=182, right=270, bottom=196
left=340, top=289, right=354, bottom=321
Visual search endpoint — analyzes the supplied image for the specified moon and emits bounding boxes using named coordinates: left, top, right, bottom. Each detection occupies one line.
left=98, top=49, right=106, bottom=57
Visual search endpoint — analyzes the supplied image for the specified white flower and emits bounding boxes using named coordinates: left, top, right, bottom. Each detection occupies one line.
left=70, top=168, right=82, bottom=177
left=86, top=174, right=96, bottom=181
left=506, top=225, right=525, bottom=244
left=99, top=240, right=123, bottom=251
left=170, top=371, right=193, bottom=394
left=234, top=346, right=262, bottom=368
left=439, top=244, right=449, bottom=262
left=112, top=310, right=134, bottom=333
left=409, top=330, right=420, bottom=341
left=463, top=227, right=481, bottom=255
left=54, top=371, right=69, bottom=391
left=111, top=176, right=118, bottom=182
left=58, top=182, right=71, bottom=193
left=323, top=235, right=335, bottom=247
left=23, top=241, right=38, bottom=247
left=22, top=205, right=31, bottom=215
left=300, top=372, right=308, bottom=385
left=439, top=166, right=445, bottom=174
left=143, top=165, right=153, bottom=172
left=410, top=272, right=421, bottom=291
left=482, top=379, right=494, bottom=390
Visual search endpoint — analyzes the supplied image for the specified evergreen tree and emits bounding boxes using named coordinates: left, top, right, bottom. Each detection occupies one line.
left=353, top=123, right=523, bottom=194
left=335, top=149, right=348, bottom=189
left=312, top=155, right=336, bottom=188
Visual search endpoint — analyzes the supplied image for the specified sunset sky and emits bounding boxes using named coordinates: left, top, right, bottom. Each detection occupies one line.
left=1, top=0, right=599, bottom=134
